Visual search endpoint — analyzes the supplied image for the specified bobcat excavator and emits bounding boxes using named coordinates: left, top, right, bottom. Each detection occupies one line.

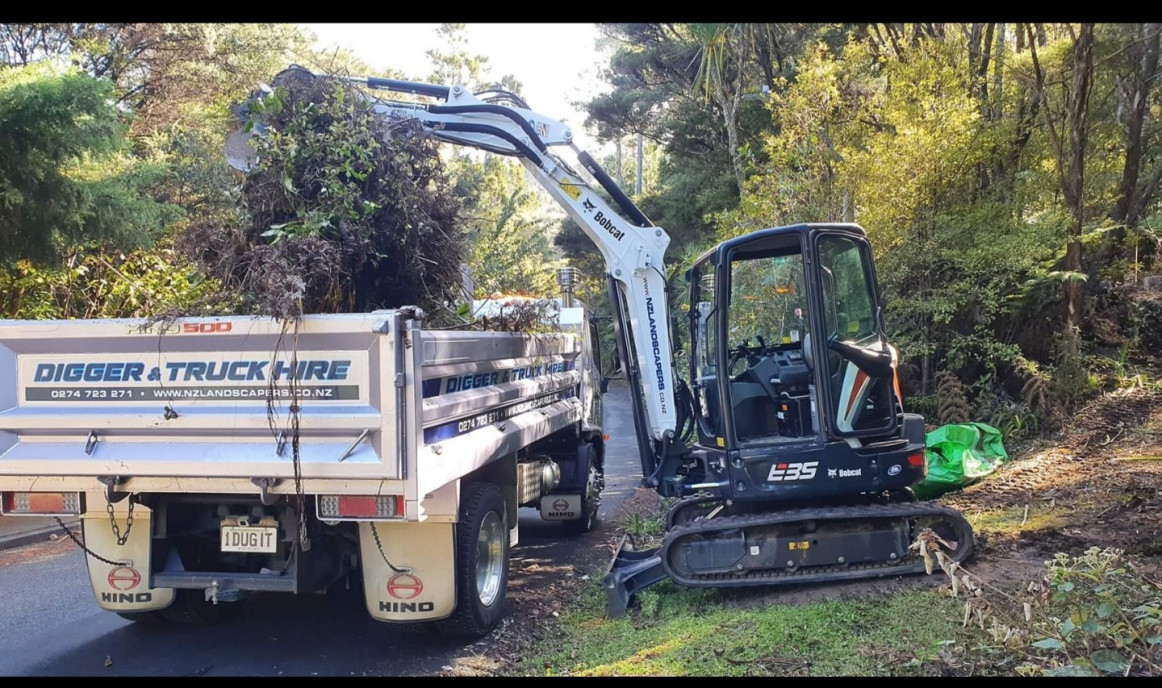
left=236, top=66, right=974, bottom=617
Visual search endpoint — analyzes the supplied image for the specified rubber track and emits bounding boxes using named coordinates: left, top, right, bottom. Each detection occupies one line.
left=660, top=501, right=974, bottom=588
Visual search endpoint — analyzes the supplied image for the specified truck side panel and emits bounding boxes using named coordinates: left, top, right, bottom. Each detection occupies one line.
left=411, top=330, right=583, bottom=512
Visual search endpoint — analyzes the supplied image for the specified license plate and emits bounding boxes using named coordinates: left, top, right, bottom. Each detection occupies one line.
left=220, top=525, right=278, bottom=553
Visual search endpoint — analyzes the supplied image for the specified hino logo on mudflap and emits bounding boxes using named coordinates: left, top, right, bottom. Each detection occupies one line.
left=102, top=592, right=153, bottom=603
left=378, top=601, right=436, bottom=613
left=547, top=497, right=576, bottom=517
left=593, top=210, right=625, bottom=241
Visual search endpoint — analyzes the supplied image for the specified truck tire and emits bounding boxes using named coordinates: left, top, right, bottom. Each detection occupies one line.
left=433, top=481, right=509, bottom=638
left=563, top=442, right=601, bottom=534
left=157, top=589, right=244, bottom=626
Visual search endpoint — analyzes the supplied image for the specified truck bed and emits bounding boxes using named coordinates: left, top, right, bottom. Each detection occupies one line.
left=0, top=311, right=583, bottom=517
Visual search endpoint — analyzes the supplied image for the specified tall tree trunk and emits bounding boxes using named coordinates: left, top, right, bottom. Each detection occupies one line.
left=754, top=23, right=778, bottom=91
left=972, top=23, right=996, bottom=192
left=993, top=23, right=1006, bottom=120
left=1028, top=23, right=1095, bottom=336
left=968, top=24, right=983, bottom=91
left=1111, top=23, right=1161, bottom=232
left=713, top=76, right=746, bottom=193
left=697, top=25, right=750, bottom=195
left=615, top=137, right=624, bottom=187
left=1001, top=29, right=1042, bottom=192
left=1127, top=163, right=1162, bottom=228
left=1064, top=25, right=1095, bottom=334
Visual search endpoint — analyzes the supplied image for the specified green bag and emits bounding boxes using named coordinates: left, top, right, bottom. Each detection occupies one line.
left=912, top=422, right=1008, bottom=500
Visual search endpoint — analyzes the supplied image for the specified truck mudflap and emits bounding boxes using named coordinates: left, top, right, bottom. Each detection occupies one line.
left=82, top=503, right=175, bottom=612
left=360, top=520, right=455, bottom=622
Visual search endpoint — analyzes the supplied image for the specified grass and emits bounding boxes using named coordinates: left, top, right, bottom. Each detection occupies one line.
left=965, top=503, right=1070, bottom=536
left=519, top=579, right=968, bottom=676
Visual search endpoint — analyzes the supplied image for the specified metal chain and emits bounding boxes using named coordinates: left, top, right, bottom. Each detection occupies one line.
left=290, top=411, right=309, bottom=552
left=107, top=495, right=135, bottom=546
left=289, top=319, right=311, bottom=552
left=369, top=521, right=411, bottom=574
left=54, top=517, right=129, bottom=567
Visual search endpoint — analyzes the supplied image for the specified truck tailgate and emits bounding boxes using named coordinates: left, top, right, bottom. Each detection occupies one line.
left=0, top=313, right=402, bottom=481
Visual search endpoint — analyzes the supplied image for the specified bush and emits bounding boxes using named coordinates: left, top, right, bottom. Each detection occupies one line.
left=183, top=68, right=464, bottom=319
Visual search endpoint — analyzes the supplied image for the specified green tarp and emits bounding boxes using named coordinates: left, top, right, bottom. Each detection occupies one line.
left=913, top=422, right=1008, bottom=500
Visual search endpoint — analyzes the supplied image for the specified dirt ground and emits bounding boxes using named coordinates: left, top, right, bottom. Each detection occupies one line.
left=445, top=383, right=1162, bottom=675
left=944, top=384, right=1162, bottom=576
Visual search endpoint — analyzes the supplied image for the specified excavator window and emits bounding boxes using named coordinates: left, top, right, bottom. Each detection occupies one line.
left=817, top=235, right=895, bottom=435
left=726, top=239, right=814, bottom=445
left=690, top=266, right=722, bottom=444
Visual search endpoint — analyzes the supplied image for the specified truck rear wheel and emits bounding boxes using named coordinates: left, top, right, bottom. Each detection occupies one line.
left=433, top=481, right=509, bottom=638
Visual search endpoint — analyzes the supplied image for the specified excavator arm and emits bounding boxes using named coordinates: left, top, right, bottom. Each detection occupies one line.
left=232, top=67, right=679, bottom=474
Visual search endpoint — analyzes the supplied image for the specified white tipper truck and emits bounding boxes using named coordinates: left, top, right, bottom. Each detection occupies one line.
left=0, top=296, right=607, bottom=637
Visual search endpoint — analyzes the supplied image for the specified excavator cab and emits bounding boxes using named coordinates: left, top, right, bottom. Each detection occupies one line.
left=682, top=223, right=920, bottom=501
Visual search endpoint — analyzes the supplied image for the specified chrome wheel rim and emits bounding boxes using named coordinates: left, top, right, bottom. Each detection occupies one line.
left=475, top=510, right=504, bottom=607
left=583, top=466, right=599, bottom=522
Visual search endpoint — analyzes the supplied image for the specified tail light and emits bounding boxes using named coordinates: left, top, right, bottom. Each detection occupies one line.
left=316, top=495, right=404, bottom=521
left=1, top=491, right=82, bottom=516
left=906, top=451, right=927, bottom=478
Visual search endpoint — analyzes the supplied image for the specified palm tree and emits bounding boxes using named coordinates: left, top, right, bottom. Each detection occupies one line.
left=688, top=23, right=774, bottom=193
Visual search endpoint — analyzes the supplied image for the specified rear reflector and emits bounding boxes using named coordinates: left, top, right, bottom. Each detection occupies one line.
left=1, top=491, right=82, bottom=516
left=316, top=495, right=404, bottom=521
left=906, top=451, right=927, bottom=478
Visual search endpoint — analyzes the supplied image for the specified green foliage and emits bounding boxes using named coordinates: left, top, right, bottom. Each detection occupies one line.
left=0, top=63, right=180, bottom=263
left=425, top=23, right=521, bottom=92
left=708, top=24, right=1162, bottom=415
left=184, top=72, right=464, bottom=319
left=584, top=24, right=767, bottom=254
left=451, top=154, right=561, bottom=299
left=956, top=547, right=1162, bottom=676
left=3, top=22, right=1162, bottom=431
left=0, top=243, right=235, bottom=320
left=520, top=583, right=967, bottom=676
